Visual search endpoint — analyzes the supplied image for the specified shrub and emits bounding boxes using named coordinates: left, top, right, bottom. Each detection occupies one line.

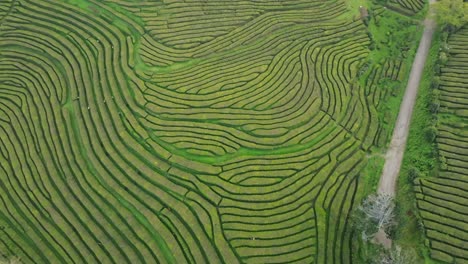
left=434, top=64, right=441, bottom=74
left=424, top=126, right=437, bottom=143
left=439, top=155, right=448, bottom=170
left=408, top=167, right=421, bottom=182
left=429, top=102, right=440, bottom=114
left=439, top=52, right=448, bottom=65
left=431, top=76, right=440, bottom=89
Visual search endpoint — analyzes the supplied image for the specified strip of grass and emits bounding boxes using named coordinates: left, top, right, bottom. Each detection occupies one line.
left=351, top=3, right=430, bottom=262
left=357, top=4, right=424, bottom=194
left=360, top=155, right=385, bottom=194
left=395, top=30, right=443, bottom=264
left=342, top=0, right=369, bottom=19
left=367, top=8, right=422, bottom=63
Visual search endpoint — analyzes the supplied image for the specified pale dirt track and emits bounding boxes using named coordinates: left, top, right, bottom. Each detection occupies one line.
left=375, top=0, right=436, bottom=247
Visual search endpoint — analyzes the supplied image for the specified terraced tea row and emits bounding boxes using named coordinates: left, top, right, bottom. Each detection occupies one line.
left=389, top=0, right=425, bottom=14
left=0, top=0, right=410, bottom=263
left=415, top=26, right=468, bottom=264
left=0, top=1, right=229, bottom=263
left=104, top=0, right=346, bottom=52
left=134, top=4, right=380, bottom=261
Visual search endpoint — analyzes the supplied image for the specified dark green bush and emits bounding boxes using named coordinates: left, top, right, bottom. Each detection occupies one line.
left=424, top=126, right=437, bottom=143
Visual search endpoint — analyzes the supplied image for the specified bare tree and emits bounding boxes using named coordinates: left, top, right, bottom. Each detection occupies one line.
left=355, top=193, right=395, bottom=242
left=359, top=193, right=395, bottom=231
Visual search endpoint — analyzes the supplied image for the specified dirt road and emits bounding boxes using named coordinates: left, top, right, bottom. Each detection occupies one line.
left=375, top=0, right=436, bottom=247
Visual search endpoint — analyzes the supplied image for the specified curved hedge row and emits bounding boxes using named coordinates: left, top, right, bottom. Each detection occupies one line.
left=0, top=0, right=407, bottom=263
left=388, top=0, right=426, bottom=14
left=415, top=26, right=468, bottom=263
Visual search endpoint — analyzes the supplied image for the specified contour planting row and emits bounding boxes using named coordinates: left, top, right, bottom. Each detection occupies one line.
left=388, top=0, right=425, bottom=14
left=0, top=0, right=236, bottom=263
left=0, top=0, right=398, bottom=263
left=415, top=174, right=468, bottom=263
left=135, top=4, right=373, bottom=261
left=98, top=0, right=349, bottom=68
left=134, top=1, right=349, bottom=66
left=103, top=0, right=346, bottom=52
left=195, top=105, right=362, bottom=263
left=0, top=0, right=14, bottom=23
left=212, top=130, right=365, bottom=263
left=415, top=26, right=468, bottom=264
left=138, top=20, right=370, bottom=157
left=362, top=57, right=406, bottom=148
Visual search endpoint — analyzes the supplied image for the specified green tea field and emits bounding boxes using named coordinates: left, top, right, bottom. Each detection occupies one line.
left=0, top=0, right=428, bottom=263
left=415, top=25, right=468, bottom=263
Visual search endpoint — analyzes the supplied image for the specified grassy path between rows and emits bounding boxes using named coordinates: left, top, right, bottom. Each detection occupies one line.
left=375, top=0, right=437, bottom=248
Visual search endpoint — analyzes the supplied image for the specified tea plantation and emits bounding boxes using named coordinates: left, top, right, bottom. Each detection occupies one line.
left=0, top=0, right=427, bottom=263
left=415, top=26, right=468, bottom=263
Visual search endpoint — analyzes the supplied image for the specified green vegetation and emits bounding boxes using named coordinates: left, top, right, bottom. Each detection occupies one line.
left=360, top=155, right=386, bottom=194
left=389, top=0, right=426, bottom=14
left=399, top=23, right=468, bottom=263
left=0, top=0, right=428, bottom=263
left=363, top=5, right=424, bottom=149
left=414, top=25, right=468, bottom=264
left=397, top=29, right=441, bottom=264
left=374, top=0, right=426, bottom=15
left=353, top=1, right=424, bottom=199
left=432, top=0, right=468, bottom=31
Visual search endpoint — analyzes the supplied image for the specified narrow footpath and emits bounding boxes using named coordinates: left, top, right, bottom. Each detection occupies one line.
left=375, top=0, right=437, bottom=248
